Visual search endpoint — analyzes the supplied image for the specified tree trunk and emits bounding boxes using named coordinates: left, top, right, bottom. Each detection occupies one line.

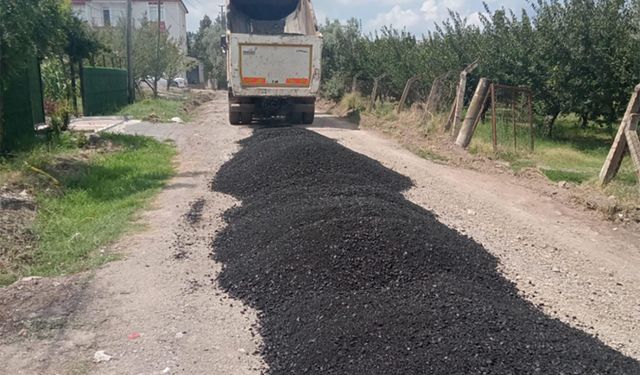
left=153, top=77, right=159, bottom=98
left=580, top=113, right=589, bottom=129
left=544, top=110, right=560, bottom=137
left=70, top=61, right=78, bottom=116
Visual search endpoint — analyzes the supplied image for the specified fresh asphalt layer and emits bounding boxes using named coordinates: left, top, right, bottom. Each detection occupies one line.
left=211, top=127, right=640, bottom=374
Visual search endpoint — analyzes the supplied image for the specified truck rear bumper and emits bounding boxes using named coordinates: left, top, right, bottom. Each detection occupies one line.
left=229, top=94, right=316, bottom=115
left=229, top=103, right=315, bottom=113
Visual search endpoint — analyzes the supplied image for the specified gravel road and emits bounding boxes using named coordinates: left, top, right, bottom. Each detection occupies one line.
left=1, top=95, right=639, bottom=374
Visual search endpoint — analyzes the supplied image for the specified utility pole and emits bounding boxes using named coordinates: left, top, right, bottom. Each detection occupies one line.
left=219, top=4, right=226, bottom=27
left=126, top=0, right=135, bottom=102
left=155, top=0, right=162, bottom=97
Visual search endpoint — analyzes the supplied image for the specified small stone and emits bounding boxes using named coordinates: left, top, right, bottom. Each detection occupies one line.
left=21, top=276, right=43, bottom=283
left=93, top=350, right=112, bottom=363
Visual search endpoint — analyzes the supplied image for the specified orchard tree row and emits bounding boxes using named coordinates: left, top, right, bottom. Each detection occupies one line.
left=320, top=0, right=640, bottom=130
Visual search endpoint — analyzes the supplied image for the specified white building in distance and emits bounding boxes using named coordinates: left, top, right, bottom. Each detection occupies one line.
left=72, top=0, right=188, bottom=52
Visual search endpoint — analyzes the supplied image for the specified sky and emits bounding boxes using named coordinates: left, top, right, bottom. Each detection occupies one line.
left=182, top=0, right=532, bottom=34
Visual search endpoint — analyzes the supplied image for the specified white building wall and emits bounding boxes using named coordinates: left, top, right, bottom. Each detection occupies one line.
left=73, top=0, right=187, bottom=52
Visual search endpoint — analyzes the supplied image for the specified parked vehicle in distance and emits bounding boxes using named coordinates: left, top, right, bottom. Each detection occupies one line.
left=223, top=0, right=323, bottom=125
left=171, top=78, right=187, bottom=88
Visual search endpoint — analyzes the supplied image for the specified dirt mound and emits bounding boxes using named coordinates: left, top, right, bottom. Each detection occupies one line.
left=211, top=127, right=640, bottom=374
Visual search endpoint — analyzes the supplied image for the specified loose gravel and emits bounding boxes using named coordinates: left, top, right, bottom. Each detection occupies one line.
left=211, top=127, right=640, bottom=374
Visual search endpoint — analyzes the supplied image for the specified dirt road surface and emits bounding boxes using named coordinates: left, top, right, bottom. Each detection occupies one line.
left=1, top=93, right=639, bottom=373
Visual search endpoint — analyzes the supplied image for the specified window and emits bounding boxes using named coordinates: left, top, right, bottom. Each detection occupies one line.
left=149, top=3, right=165, bottom=22
left=103, top=8, right=111, bottom=26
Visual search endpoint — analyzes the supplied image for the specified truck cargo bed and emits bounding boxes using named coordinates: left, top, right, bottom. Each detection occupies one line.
left=228, top=33, right=322, bottom=97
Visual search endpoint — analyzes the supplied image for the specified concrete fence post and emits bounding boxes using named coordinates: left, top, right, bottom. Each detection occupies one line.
left=456, top=78, right=490, bottom=148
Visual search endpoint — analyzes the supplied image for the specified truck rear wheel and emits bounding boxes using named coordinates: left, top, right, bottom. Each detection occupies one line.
left=302, top=111, right=315, bottom=125
left=229, top=110, right=241, bottom=125
left=287, top=112, right=303, bottom=124
left=240, top=112, right=253, bottom=124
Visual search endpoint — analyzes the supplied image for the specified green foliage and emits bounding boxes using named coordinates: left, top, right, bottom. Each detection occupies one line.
left=0, top=0, right=70, bottom=79
left=64, top=15, right=101, bottom=64
left=41, top=58, right=70, bottom=102
left=322, top=75, right=347, bottom=101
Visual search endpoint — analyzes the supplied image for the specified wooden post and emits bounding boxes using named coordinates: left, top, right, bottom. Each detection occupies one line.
left=512, top=90, right=517, bottom=151
left=625, top=118, right=640, bottom=185
left=397, top=76, right=419, bottom=114
left=491, top=83, right=497, bottom=153
left=528, top=92, right=534, bottom=152
left=456, top=78, right=490, bottom=148
left=368, top=74, right=386, bottom=112
left=425, top=76, right=441, bottom=115
left=599, top=84, right=640, bottom=185
left=472, top=87, right=491, bottom=134
left=446, top=61, right=478, bottom=137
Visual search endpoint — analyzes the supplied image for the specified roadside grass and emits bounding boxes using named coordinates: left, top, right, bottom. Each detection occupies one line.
left=118, top=98, right=190, bottom=122
left=333, top=95, right=638, bottom=205
left=0, top=133, right=175, bottom=285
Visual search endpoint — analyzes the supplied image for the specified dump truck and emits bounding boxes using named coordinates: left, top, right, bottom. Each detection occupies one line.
left=224, top=0, right=322, bottom=125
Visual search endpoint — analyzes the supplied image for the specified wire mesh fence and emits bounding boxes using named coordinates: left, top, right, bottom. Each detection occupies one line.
left=349, top=71, right=460, bottom=130
left=470, top=83, right=534, bottom=154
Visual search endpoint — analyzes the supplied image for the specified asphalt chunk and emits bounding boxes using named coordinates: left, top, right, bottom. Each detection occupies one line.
left=211, top=127, right=640, bottom=374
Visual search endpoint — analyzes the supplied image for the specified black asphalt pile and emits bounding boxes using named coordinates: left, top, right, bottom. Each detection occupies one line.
left=211, top=128, right=640, bottom=374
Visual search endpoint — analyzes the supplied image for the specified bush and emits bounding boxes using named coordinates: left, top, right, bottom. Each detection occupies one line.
left=41, top=58, right=70, bottom=103
left=321, top=75, right=347, bottom=102
left=341, top=93, right=367, bottom=112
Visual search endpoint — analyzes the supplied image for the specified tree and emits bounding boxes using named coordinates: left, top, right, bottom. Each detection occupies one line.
left=202, top=24, right=227, bottom=87
left=191, top=15, right=226, bottom=86
left=164, top=41, right=190, bottom=90
left=131, top=19, right=186, bottom=97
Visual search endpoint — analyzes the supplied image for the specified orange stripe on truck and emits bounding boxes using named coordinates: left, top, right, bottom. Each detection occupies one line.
left=286, top=78, right=310, bottom=86
left=242, top=77, right=267, bottom=85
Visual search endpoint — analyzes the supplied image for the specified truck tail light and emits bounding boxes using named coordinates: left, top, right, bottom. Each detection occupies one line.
left=286, top=78, right=310, bottom=86
left=242, top=77, right=267, bottom=85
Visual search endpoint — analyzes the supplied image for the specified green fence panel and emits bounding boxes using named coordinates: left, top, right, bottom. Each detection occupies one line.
left=81, top=67, right=128, bottom=116
left=1, top=58, right=43, bottom=150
